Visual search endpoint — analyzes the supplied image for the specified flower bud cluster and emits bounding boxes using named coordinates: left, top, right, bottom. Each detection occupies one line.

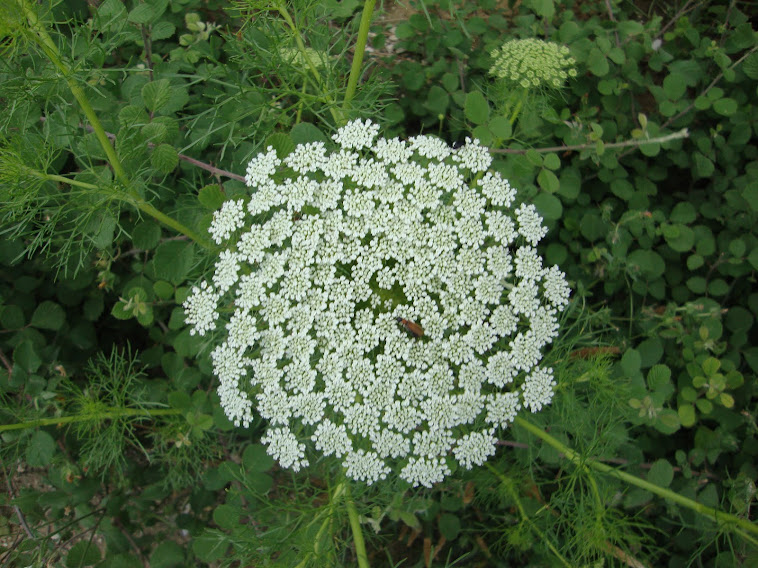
left=489, top=38, right=577, bottom=89
left=184, top=120, right=571, bottom=487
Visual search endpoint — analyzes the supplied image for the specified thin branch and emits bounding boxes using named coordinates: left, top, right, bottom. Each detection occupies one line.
left=490, top=129, right=689, bottom=155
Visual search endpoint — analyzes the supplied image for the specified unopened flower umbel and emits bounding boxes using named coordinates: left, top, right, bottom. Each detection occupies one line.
left=489, top=38, right=577, bottom=89
left=184, top=120, right=571, bottom=487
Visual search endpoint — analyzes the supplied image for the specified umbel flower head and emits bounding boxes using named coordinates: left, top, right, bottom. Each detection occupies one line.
left=184, top=120, right=571, bottom=487
left=489, top=38, right=577, bottom=89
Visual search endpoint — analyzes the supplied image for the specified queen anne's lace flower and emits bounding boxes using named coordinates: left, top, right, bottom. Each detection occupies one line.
left=489, top=38, right=577, bottom=89
left=184, top=119, right=571, bottom=487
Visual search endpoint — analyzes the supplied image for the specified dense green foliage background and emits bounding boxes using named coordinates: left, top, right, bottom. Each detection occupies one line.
left=1, top=0, right=757, bottom=566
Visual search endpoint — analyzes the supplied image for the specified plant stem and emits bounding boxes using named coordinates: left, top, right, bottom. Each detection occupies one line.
left=0, top=408, right=182, bottom=433
left=492, top=128, right=689, bottom=155
left=342, top=0, right=377, bottom=116
left=343, top=481, right=370, bottom=568
left=486, top=463, right=572, bottom=567
left=513, top=416, right=758, bottom=538
left=18, top=0, right=213, bottom=250
left=275, top=0, right=344, bottom=126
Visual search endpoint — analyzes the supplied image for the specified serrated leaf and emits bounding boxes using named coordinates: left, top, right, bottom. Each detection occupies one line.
left=154, top=241, right=194, bottom=285
left=151, top=143, right=178, bottom=173
left=132, top=221, right=162, bottom=250
left=31, top=301, right=65, bottom=331
left=26, top=430, right=56, bottom=466
left=266, top=132, right=296, bottom=160
left=243, top=444, right=275, bottom=473
left=66, top=541, right=102, bottom=567
left=151, top=21, right=175, bottom=40
left=142, top=79, right=172, bottom=113
left=128, top=3, right=155, bottom=24
left=198, top=184, right=225, bottom=210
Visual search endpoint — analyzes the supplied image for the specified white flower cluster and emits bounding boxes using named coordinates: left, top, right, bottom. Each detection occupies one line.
left=183, top=120, right=571, bottom=487
left=489, top=38, right=577, bottom=89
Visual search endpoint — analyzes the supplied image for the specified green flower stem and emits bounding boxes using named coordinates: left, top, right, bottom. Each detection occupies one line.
left=486, top=463, right=571, bottom=567
left=0, top=407, right=182, bottom=433
left=513, top=416, right=758, bottom=539
left=274, top=0, right=344, bottom=126
left=343, top=481, right=369, bottom=568
left=18, top=0, right=213, bottom=250
left=342, top=0, right=377, bottom=115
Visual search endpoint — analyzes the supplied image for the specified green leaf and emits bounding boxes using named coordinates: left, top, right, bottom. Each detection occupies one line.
left=153, top=280, right=174, bottom=299
left=542, top=153, right=560, bottom=170
left=712, top=97, right=738, bottom=116
left=1, top=304, right=25, bottom=329
left=266, top=132, right=296, bottom=159
left=31, top=301, right=65, bottom=331
left=425, top=85, right=449, bottom=115
left=128, top=3, right=155, bottom=24
left=151, top=143, right=178, bottom=173
left=154, top=241, right=194, bottom=285
left=537, top=168, right=560, bottom=193
left=743, top=52, right=758, bottom=79
left=663, top=74, right=687, bottom=100
left=620, top=349, right=641, bottom=377
left=670, top=201, right=696, bottom=224
left=142, top=79, right=172, bottom=113
left=213, top=504, right=241, bottom=530
left=290, top=122, right=328, bottom=145
left=488, top=116, right=512, bottom=140
left=610, top=178, right=634, bottom=200
left=132, top=221, right=161, bottom=250
left=438, top=513, right=461, bottom=540
left=242, top=444, right=275, bottom=473
left=663, top=224, right=695, bottom=252
left=525, top=0, right=555, bottom=19
left=648, top=459, right=674, bottom=488
left=533, top=192, right=562, bottom=219
left=198, top=184, right=225, bottom=211
left=66, top=541, right=102, bottom=567
left=151, top=21, right=175, bottom=40
left=192, top=530, right=228, bottom=563
left=464, top=91, right=490, bottom=126
left=14, top=341, right=41, bottom=373
left=587, top=48, right=609, bottom=76
left=627, top=249, right=665, bottom=279
left=686, top=276, right=707, bottom=293
left=26, top=430, right=56, bottom=466
left=149, top=541, right=183, bottom=568
left=647, top=364, right=671, bottom=389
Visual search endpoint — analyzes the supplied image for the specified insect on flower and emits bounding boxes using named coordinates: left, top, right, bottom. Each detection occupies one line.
left=396, top=317, right=424, bottom=337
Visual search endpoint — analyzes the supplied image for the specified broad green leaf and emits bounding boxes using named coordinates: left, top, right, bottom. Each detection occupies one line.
left=14, top=341, right=41, bottom=373
left=488, top=116, right=512, bottom=140
left=587, top=48, right=609, bottom=76
left=648, top=459, right=674, bottom=488
left=663, top=73, right=687, bottom=100
left=438, top=513, right=462, bottom=540
left=154, top=241, right=194, bottom=285
left=132, top=221, right=161, bottom=250
left=198, top=184, right=225, bottom=211
left=267, top=132, right=296, bottom=158
left=712, top=97, right=737, bottom=116
left=525, top=0, right=555, bottom=19
left=151, top=21, right=175, bottom=40
left=243, top=444, right=275, bottom=473
left=533, top=192, right=562, bottom=219
left=627, top=249, right=665, bottom=279
left=464, top=91, right=490, bottom=125
left=151, top=143, right=178, bottom=173
left=537, top=168, right=560, bottom=193
left=31, top=301, right=65, bottom=331
left=26, top=430, right=55, bottom=466
left=142, top=79, right=172, bottom=113
left=66, top=541, right=102, bottom=567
